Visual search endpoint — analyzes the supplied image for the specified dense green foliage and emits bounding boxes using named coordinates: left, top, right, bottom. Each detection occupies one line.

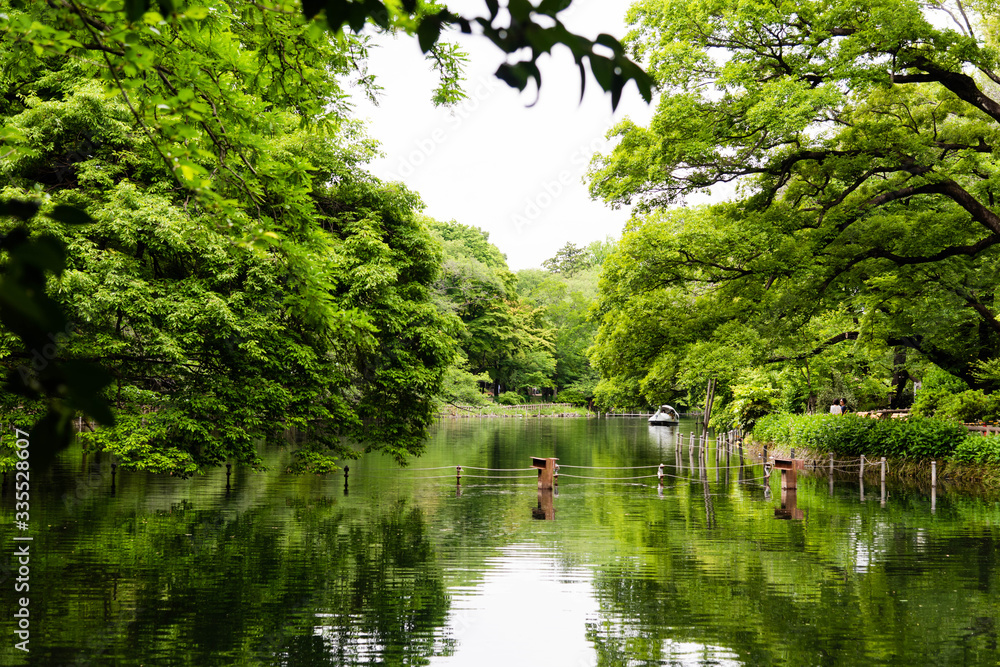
left=954, top=432, right=1000, bottom=465
left=0, top=0, right=461, bottom=473
left=494, top=391, right=524, bottom=406
left=428, top=219, right=554, bottom=402
left=0, top=0, right=652, bottom=454
left=754, top=413, right=969, bottom=460
left=517, top=261, right=603, bottom=400
left=587, top=0, right=1000, bottom=416
left=428, top=226, right=611, bottom=406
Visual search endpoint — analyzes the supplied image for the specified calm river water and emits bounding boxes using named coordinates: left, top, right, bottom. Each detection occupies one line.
left=3, top=417, right=1000, bottom=666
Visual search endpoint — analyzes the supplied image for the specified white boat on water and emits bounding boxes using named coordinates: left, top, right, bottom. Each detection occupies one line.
left=648, top=405, right=680, bottom=426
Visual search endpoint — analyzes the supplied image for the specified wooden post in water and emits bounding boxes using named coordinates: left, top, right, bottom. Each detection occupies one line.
left=931, top=461, right=937, bottom=514
left=774, top=458, right=803, bottom=490
left=531, top=457, right=558, bottom=490
left=859, top=455, right=865, bottom=480
left=456, top=465, right=462, bottom=486
left=828, top=452, right=834, bottom=496
left=343, top=466, right=349, bottom=496
left=532, top=488, right=555, bottom=520
left=880, top=457, right=886, bottom=507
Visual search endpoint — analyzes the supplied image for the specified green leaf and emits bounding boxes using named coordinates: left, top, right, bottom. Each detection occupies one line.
left=183, top=5, right=209, bottom=20
left=537, top=0, right=571, bottom=16
left=125, top=0, right=149, bottom=22
left=0, top=199, right=41, bottom=222
left=496, top=63, right=529, bottom=91
left=364, top=0, right=390, bottom=30
left=61, top=361, right=116, bottom=425
left=49, top=204, right=95, bottom=226
left=589, top=54, right=613, bottom=92
left=302, top=0, right=325, bottom=20
left=417, top=16, right=442, bottom=53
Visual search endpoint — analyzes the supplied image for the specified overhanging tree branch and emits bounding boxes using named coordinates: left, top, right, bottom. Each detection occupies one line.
left=894, top=57, right=1000, bottom=124
left=766, top=331, right=859, bottom=363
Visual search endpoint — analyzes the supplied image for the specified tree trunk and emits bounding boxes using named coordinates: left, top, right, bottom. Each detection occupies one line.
left=889, top=346, right=908, bottom=408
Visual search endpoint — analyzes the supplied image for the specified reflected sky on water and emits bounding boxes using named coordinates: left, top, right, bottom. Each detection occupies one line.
left=2, top=417, right=999, bottom=666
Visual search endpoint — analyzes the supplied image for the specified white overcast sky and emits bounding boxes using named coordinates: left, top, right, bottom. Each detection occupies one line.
left=350, top=0, right=654, bottom=271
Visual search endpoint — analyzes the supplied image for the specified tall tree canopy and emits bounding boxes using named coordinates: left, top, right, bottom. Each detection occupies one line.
left=429, top=219, right=555, bottom=400
left=589, top=0, right=1000, bottom=409
left=0, top=0, right=653, bottom=446
left=0, top=0, right=458, bottom=472
left=518, top=238, right=613, bottom=400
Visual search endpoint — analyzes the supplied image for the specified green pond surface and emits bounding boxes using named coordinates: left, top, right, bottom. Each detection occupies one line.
left=2, top=417, right=1000, bottom=666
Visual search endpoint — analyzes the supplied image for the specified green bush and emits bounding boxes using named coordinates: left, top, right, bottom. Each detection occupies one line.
left=495, top=391, right=524, bottom=406
left=555, top=388, right=589, bottom=406
left=953, top=433, right=1000, bottom=465
left=727, top=371, right=778, bottom=431
left=935, top=390, right=990, bottom=423
left=752, top=413, right=967, bottom=459
left=911, top=368, right=969, bottom=417
left=911, top=389, right=947, bottom=417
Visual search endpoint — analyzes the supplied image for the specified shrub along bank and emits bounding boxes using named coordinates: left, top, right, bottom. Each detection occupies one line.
left=753, top=413, right=973, bottom=461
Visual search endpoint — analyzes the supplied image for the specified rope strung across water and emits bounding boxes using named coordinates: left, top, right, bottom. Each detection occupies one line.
left=560, top=473, right=661, bottom=480
left=355, top=455, right=879, bottom=485
left=558, top=464, right=660, bottom=470
left=460, top=474, right=537, bottom=479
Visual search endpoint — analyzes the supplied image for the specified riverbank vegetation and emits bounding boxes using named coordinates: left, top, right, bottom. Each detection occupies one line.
left=751, top=411, right=1000, bottom=483
left=7, top=0, right=1000, bottom=476
left=0, top=0, right=635, bottom=474
left=753, top=413, right=969, bottom=461
left=584, top=0, right=1000, bottom=441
